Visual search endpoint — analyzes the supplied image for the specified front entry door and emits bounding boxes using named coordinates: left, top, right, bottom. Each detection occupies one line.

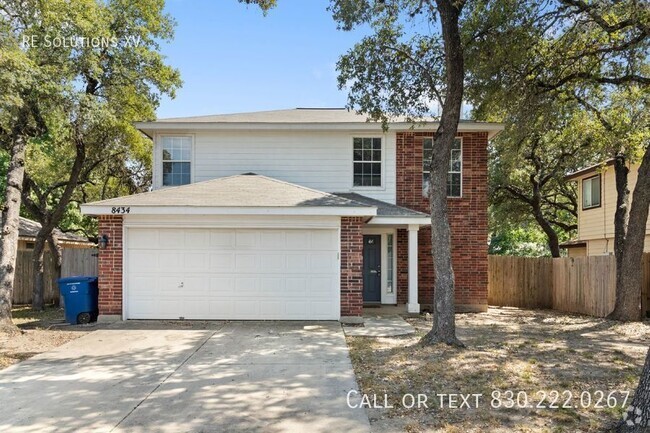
left=363, top=235, right=382, bottom=303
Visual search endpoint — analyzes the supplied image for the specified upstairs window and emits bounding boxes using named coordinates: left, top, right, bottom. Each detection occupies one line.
left=423, top=137, right=462, bottom=197
left=582, top=174, right=601, bottom=209
left=353, top=137, right=382, bottom=187
left=162, top=136, right=192, bottom=187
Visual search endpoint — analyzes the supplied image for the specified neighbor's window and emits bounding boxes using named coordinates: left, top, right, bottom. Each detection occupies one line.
left=162, top=136, right=192, bottom=186
left=353, top=137, right=382, bottom=187
left=423, top=137, right=462, bottom=197
left=582, top=174, right=601, bottom=209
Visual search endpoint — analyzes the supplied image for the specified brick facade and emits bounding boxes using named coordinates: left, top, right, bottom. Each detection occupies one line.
left=97, top=215, right=123, bottom=316
left=396, top=131, right=489, bottom=312
left=340, top=217, right=364, bottom=317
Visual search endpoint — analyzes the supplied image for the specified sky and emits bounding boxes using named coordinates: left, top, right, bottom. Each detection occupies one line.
left=157, top=0, right=368, bottom=119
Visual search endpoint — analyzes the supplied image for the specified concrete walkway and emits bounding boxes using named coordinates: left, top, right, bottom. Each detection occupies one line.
left=344, top=316, right=415, bottom=337
left=0, top=322, right=370, bottom=433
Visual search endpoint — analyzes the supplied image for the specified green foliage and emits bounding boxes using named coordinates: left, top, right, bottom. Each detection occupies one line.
left=1, top=0, right=181, bottom=237
left=462, top=0, right=649, bottom=254
left=488, top=224, right=552, bottom=257
left=332, top=0, right=447, bottom=123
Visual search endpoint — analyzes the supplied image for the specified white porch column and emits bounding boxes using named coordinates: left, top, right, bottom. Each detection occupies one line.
left=407, top=224, right=420, bottom=313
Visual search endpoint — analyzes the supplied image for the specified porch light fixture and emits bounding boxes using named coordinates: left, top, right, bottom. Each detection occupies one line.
left=98, top=234, right=109, bottom=250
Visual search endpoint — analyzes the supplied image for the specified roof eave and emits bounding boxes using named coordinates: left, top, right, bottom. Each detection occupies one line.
left=80, top=204, right=377, bottom=217
left=367, top=216, right=431, bottom=226
left=135, top=121, right=505, bottom=137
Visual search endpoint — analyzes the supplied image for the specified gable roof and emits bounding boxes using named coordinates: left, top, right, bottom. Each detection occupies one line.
left=18, top=217, right=91, bottom=244
left=565, top=159, right=615, bottom=181
left=81, top=173, right=376, bottom=217
left=333, top=193, right=428, bottom=218
left=135, top=108, right=504, bottom=138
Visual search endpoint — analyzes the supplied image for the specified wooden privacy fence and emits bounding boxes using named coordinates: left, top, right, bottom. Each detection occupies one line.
left=488, top=254, right=650, bottom=318
left=13, top=248, right=98, bottom=305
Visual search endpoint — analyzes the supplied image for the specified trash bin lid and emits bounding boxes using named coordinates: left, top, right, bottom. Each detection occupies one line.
left=57, top=276, right=98, bottom=284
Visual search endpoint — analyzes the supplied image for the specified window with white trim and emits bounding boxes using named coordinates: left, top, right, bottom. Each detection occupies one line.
left=162, top=136, right=192, bottom=187
left=423, top=137, right=462, bottom=197
left=353, top=137, right=382, bottom=187
left=582, top=174, right=601, bottom=209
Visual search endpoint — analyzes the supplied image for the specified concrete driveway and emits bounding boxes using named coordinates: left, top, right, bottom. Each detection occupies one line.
left=0, top=322, right=370, bottom=433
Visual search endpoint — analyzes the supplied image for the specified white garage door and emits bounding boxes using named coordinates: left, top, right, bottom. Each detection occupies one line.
left=125, top=227, right=340, bottom=320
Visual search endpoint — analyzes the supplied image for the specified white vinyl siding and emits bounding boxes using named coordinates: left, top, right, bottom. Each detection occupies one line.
left=153, top=130, right=397, bottom=204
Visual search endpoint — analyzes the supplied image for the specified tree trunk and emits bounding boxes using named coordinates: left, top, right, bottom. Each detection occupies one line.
left=617, top=347, right=650, bottom=432
left=609, top=148, right=650, bottom=321
left=30, top=232, right=47, bottom=311
left=0, top=136, right=26, bottom=333
left=613, top=155, right=630, bottom=269
left=534, top=210, right=562, bottom=258
left=421, top=0, right=464, bottom=347
left=47, top=234, right=62, bottom=306
left=25, top=139, right=86, bottom=311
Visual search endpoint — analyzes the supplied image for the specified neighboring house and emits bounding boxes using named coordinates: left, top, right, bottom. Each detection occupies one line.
left=17, top=217, right=93, bottom=251
left=80, top=108, right=503, bottom=321
left=563, top=161, right=650, bottom=256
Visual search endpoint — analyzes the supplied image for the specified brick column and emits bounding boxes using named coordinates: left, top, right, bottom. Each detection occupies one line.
left=340, top=217, right=364, bottom=318
left=97, top=215, right=123, bottom=319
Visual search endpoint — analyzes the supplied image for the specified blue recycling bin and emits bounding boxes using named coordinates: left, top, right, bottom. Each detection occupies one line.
left=57, top=276, right=98, bottom=324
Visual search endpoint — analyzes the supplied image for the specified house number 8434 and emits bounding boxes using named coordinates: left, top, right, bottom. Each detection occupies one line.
left=111, top=206, right=131, bottom=214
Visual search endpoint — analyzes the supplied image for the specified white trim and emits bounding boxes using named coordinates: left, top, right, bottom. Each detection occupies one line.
left=122, top=224, right=128, bottom=320
left=407, top=224, right=420, bottom=313
left=122, top=214, right=342, bottom=229
left=155, top=133, right=195, bottom=189
left=362, top=227, right=397, bottom=304
left=82, top=205, right=376, bottom=217
left=135, top=121, right=505, bottom=139
left=350, top=134, right=386, bottom=191
left=367, top=216, right=430, bottom=226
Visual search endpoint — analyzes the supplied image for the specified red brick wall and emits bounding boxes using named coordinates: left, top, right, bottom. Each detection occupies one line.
left=340, top=217, right=364, bottom=317
left=396, top=131, right=488, bottom=311
left=97, top=215, right=123, bottom=316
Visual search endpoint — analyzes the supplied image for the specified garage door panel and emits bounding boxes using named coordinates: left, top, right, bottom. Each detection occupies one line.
left=210, top=231, right=235, bottom=248
left=126, top=227, right=339, bottom=320
left=260, top=277, right=285, bottom=292
left=210, top=277, right=235, bottom=293
left=159, top=230, right=185, bottom=248
left=209, top=252, right=235, bottom=270
left=159, top=252, right=183, bottom=271
left=286, top=254, right=309, bottom=272
left=184, top=252, right=209, bottom=271
left=310, top=254, right=337, bottom=272
left=185, top=230, right=209, bottom=248
left=285, top=231, right=310, bottom=249
left=260, top=231, right=285, bottom=249
left=260, top=254, right=285, bottom=272
left=235, top=231, right=258, bottom=249
left=235, top=254, right=259, bottom=272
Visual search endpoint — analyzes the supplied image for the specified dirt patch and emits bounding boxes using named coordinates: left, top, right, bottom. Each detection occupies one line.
left=346, top=307, right=649, bottom=432
left=0, top=306, right=91, bottom=370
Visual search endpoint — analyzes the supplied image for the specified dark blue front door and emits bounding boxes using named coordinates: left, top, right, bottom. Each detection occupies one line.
left=363, top=235, right=381, bottom=303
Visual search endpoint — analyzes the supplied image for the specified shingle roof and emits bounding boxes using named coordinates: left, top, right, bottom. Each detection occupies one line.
left=18, top=217, right=91, bottom=243
left=83, top=174, right=375, bottom=209
left=153, top=108, right=494, bottom=125
left=333, top=193, right=429, bottom=218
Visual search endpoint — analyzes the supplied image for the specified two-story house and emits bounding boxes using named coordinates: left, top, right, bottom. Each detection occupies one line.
left=81, top=108, right=503, bottom=322
left=563, top=161, right=650, bottom=257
